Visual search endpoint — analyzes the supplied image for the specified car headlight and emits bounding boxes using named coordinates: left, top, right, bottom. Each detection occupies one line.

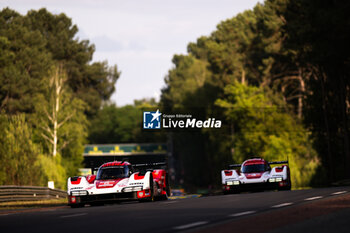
left=227, top=181, right=239, bottom=185
left=71, top=190, right=88, bottom=196
left=233, top=181, right=240, bottom=185
left=123, top=187, right=133, bottom=192
left=269, top=178, right=276, bottom=182
left=133, top=186, right=143, bottom=191
left=123, top=186, right=143, bottom=192
left=269, top=177, right=283, bottom=182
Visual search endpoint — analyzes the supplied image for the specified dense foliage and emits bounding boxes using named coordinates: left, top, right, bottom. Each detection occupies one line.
left=0, top=8, right=119, bottom=189
left=0, top=115, right=42, bottom=185
left=0, top=8, right=120, bottom=116
left=281, top=0, right=350, bottom=183
left=161, top=0, right=349, bottom=189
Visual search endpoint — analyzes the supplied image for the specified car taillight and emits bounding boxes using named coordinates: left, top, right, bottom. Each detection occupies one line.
left=70, top=196, right=76, bottom=203
left=279, top=181, right=288, bottom=187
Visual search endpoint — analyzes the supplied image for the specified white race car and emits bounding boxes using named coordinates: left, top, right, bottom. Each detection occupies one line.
left=67, top=161, right=170, bottom=207
left=221, top=158, right=291, bottom=193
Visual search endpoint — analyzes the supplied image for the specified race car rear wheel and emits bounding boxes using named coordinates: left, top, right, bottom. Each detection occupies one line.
left=157, top=173, right=169, bottom=201
left=165, top=173, right=171, bottom=197
left=70, top=203, right=84, bottom=208
left=278, top=179, right=292, bottom=191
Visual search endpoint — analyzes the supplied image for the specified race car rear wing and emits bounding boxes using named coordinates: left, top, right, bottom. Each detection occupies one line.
left=132, top=162, right=167, bottom=174
left=91, top=162, right=167, bottom=174
left=228, top=164, right=242, bottom=168
left=132, top=162, right=166, bottom=168
left=268, top=160, right=289, bottom=165
left=228, top=159, right=289, bottom=169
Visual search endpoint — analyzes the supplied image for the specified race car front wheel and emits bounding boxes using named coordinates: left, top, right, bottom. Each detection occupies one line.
left=160, top=173, right=170, bottom=200
left=149, top=175, right=155, bottom=201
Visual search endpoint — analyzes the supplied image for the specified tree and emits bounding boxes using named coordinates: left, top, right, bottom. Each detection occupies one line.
left=162, top=55, right=213, bottom=110
left=0, top=8, right=52, bottom=114
left=281, top=0, right=350, bottom=181
left=0, top=8, right=120, bottom=116
left=0, top=7, right=121, bottom=185
left=160, top=0, right=324, bottom=189
left=25, top=8, right=120, bottom=117
left=88, top=99, right=164, bottom=144
left=34, top=65, right=87, bottom=157
left=161, top=54, right=229, bottom=189
left=0, top=114, right=42, bottom=185
left=188, top=1, right=306, bottom=118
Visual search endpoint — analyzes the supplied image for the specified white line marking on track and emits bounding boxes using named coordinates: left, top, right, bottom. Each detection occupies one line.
left=332, top=191, right=347, bottom=195
left=173, top=221, right=208, bottom=230
left=229, top=210, right=256, bottom=217
left=0, top=214, right=12, bottom=216
left=304, top=196, right=323, bottom=201
left=271, top=202, right=293, bottom=208
left=60, top=213, right=87, bottom=218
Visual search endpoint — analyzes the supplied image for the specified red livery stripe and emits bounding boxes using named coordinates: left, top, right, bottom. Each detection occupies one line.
left=134, top=173, right=145, bottom=180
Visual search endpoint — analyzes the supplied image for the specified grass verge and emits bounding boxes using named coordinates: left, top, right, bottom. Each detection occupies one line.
left=0, top=198, right=67, bottom=210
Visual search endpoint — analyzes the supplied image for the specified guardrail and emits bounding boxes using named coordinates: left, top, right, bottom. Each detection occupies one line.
left=0, top=185, right=67, bottom=202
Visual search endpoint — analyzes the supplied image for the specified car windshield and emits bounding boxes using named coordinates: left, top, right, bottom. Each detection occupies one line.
left=242, top=164, right=265, bottom=173
left=96, top=166, right=129, bottom=180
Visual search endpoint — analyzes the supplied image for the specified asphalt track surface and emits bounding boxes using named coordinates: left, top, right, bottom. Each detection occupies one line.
left=1, top=186, right=349, bottom=233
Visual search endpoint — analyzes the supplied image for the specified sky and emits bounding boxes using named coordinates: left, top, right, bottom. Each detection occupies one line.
left=1, top=0, right=261, bottom=106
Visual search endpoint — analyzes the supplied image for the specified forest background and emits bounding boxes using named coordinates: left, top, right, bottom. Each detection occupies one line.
left=0, top=0, right=349, bottom=190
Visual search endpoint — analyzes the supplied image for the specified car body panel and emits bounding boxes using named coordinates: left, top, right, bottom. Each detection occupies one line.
left=67, top=161, right=169, bottom=207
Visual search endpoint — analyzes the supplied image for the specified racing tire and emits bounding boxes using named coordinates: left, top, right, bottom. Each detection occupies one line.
left=158, top=173, right=169, bottom=201
left=157, top=190, right=168, bottom=201
left=70, top=203, right=84, bottom=208
left=161, top=194, right=168, bottom=201
left=278, top=180, right=292, bottom=191
left=165, top=173, right=171, bottom=197
left=161, top=189, right=169, bottom=201
left=149, top=176, right=155, bottom=202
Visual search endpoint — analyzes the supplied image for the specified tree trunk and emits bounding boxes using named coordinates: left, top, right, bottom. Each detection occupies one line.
left=52, top=69, right=61, bottom=157
left=241, top=67, right=246, bottom=85
left=297, top=68, right=305, bottom=119
left=339, top=70, right=350, bottom=178
left=319, top=68, right=333, bottom=181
